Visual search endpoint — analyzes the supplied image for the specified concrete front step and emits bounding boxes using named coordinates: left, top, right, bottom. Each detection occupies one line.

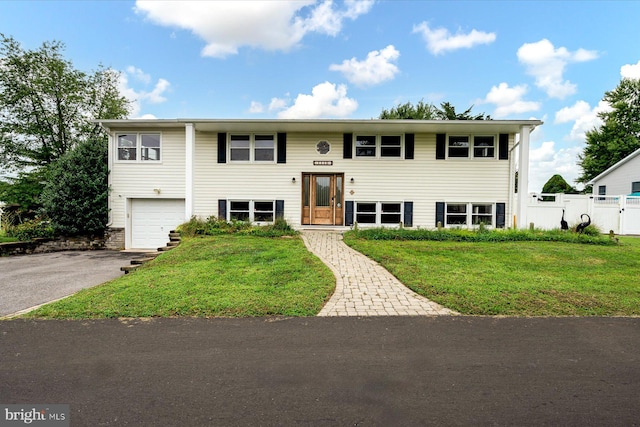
left=121, top=265, right=140, bottom=274
left=122, top=232, right=180, bottom=273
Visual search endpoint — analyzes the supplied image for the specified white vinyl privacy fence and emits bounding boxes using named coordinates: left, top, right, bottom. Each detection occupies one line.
left=527, top=193, right=640, bottom=235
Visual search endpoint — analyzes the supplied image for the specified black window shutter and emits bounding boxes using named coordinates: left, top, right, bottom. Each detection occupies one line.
left=343, top=133, right=353, bottom=159
left=345, top=201, right=354, bottom=226
left=496, top=203, right=506, bottom=228
left=275, top=200, right=285, bottom=219
left=217, top=132, right=227, bottom=163
left=218, top=199, right=227, bottom=220
left=499, top=134, right=509, bottom=160
left=403, top=202, right=413, bottom=227
left=436, top=202, right=445, bottom=227
left=436, top=134, right=446, bottom=159
left=405, top=133, right=415, bottom=160
left=277, top=133, right=287, bottom=164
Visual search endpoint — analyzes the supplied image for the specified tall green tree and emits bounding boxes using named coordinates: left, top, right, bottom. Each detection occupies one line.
left=379, top=100, right=438, bottom=119
left=542, top=174, right=577, bottom=194
left=435, top=102, right=491, bottom=120
left=379, top=100, right=490, bottom=120
left=578, top=78, right=640, bottom=183
left=0, top=34, right=130, bottom=171
left=40, top=138, right=109, bottom=236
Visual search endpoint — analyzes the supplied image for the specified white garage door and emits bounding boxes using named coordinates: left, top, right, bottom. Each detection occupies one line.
left=131, top=199, right=185, bottom=249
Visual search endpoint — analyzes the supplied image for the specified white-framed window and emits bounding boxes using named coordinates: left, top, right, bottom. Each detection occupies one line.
left=446, top=203, right=467, bottom=225
left=229, top=200, right=275, bottom=223
left=473, top=136, right=495, bottom=158
left=354, top=201, right=404, bottom=226
left=448, top=136, right=469, bottom=158
left=117, top=133, right=161, bottom=162
left=448, top=135, right=496, bottom=159
left=355, top=202, right=377, bottom=224
left=381, top=202, right=402, bottom=224
left=354, top=135, right=403, bottom=159
left=631, top=182, right=640, bottom=193
left=471, top=204, right=493, bottom=225
left=445, top=202, right=494, bottom=227
left=229, top=134, right=275, bottom=162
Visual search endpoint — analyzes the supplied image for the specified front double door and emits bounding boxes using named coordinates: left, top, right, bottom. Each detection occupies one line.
left=302, top=173, right=344, bottom=226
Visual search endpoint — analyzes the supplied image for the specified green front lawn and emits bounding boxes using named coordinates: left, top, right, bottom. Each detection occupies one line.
left=25, top=235, right=336, bottom=318
left=343, top=232, right=640, bottom=316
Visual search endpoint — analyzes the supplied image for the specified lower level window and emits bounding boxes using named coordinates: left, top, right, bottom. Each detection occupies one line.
left=446, top=203, right=494, bottom=226
left=229, top=200, right=274, bottom=223
left=381, top=203, right=402, bottom=224
left=355, top=202, right=403, bottom=226
left=356, top=202, right=377, bottom=224
left=229, top=201, right=250, bottom=221
left=472, top=204, right=493, bottom=225
left=446, top=204, right=467, bottom=225
left=254, top=201, right=274, bottom=222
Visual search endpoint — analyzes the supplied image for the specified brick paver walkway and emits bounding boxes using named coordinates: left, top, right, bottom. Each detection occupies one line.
left=301, top=231, right=458, bottom=316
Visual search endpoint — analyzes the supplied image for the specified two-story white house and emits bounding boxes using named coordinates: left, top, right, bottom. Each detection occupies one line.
left=97, top=119, right=542, bottom=249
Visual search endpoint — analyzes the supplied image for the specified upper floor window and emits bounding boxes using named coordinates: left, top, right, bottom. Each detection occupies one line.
left=355, top=135, right=402, bottom=158
left=632, top=182, right=640, bottom=193
left=230, top=134, right=275, bottom=162
left=117, top=133, right=161, bottom=162
left=448, top=135, right=496, bottom=159
left=473, top=136, right=495, bottom=158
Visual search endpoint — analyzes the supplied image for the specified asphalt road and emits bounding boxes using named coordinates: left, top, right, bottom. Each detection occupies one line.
left=0, top=251, right=145, bottom=317
left=1, top=316, right=638, bottom=426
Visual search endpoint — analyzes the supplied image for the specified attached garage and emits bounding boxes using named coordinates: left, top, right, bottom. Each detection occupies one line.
left=130, top=199, right=185, bottom=249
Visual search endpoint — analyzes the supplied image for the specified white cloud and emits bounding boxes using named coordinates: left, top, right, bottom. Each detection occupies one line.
left=249, top=101, right=264, bottom=114
left=412, top=22, right=496, bottom=55
left=135, top=0, right=373, bottom=58
left=479, top=82, right=541, bottom=118
left=529, top=140, right=583, bottom=193
left=276, top=81, right=358, bottom=119
left=118, top=67, right=170, bottom=117
left=126, top=66, right=151, bottom=84
left=517, top=39, right=598, bottom=99
left=554, top=100, right=612, bottom=141
left=269, top=97, right=288, bottom=112
left=329, top=45, right=400, bottom=86
left=621, top=60, right=640, bottom=79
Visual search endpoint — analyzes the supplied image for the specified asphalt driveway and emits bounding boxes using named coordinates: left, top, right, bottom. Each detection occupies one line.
left=0, top=251, right=144, bottom=317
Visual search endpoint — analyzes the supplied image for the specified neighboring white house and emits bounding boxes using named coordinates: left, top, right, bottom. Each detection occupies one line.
left=588, top=147, right=640, bottom=196
left=97, top=119, right=542, bottom=249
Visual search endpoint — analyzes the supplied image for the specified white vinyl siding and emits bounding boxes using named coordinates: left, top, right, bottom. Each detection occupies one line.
left=107, top=123, right=520, bottom=246
left=193, top=132, right=513, bottom=228
left=109, top=128, right=186, bottom=229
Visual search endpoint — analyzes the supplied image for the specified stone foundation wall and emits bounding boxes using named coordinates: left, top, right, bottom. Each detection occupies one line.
left=0, top=235, right=108, bottom=256
left=105, top=228, right=125, bottom=250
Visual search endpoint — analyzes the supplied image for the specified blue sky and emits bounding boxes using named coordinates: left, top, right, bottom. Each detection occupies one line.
left=2, top=0, right=640, bottom=192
